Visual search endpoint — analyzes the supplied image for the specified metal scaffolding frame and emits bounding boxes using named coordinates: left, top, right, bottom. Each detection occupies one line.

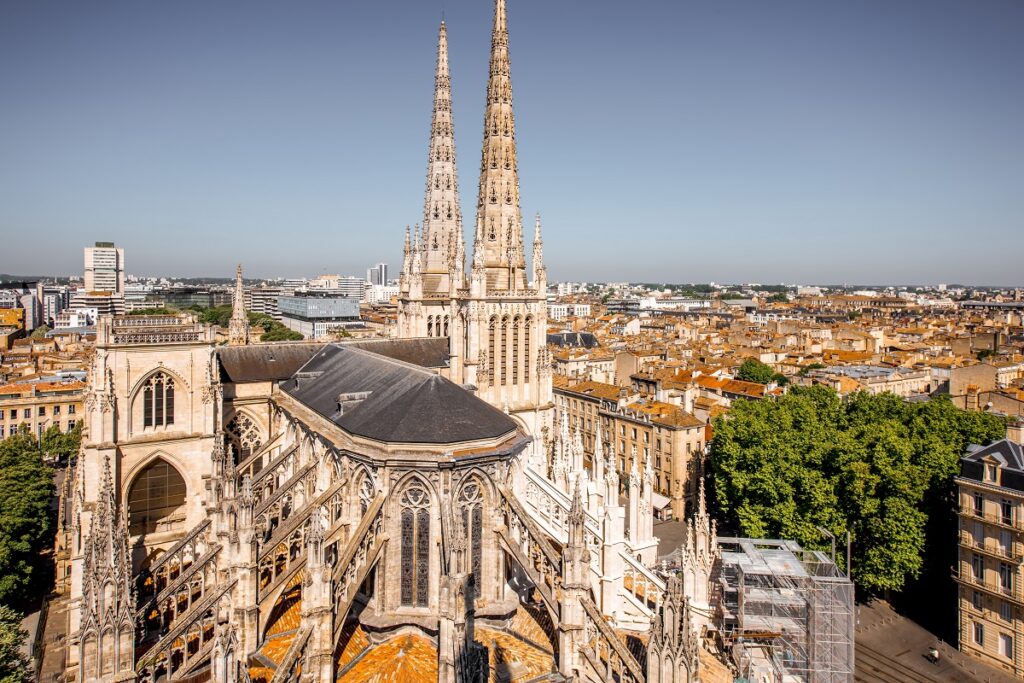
left=717, top=538, right=855, bottom=683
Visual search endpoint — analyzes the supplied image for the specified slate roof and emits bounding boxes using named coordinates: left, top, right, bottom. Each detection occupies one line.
left=217, top=343, right=327, bottom=383
left=281, top=344, right=517, bottom=445
left=343, top=337, right=450, bottom=369
left=962, top=439, right=1024, bottom=493
left=964, top=439, right=1024, bottom=470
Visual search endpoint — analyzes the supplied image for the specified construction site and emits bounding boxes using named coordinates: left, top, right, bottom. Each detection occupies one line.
left=715, top=537, right=856, bottom=683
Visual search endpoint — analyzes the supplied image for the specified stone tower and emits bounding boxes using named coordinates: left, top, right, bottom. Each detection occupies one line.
left=398, top=21, right=465, bottom=342
left=397, top=0, right=552, bottom=447
left=227, top=264, right=249, bottom=346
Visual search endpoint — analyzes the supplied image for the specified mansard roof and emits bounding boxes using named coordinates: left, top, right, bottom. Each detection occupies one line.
left=218, top=342, right=327, bottom=383
left=281, top=344, right=517, bottom=445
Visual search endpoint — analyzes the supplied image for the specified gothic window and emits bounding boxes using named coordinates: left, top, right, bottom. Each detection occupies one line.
left=458, top=479, right=485, bottom=585
left=443, top=315, right=449, bottom=337
left=128, top=458, right=186, bottom=536
left=500, top=317, right=509, bottom=386
left=427, top=316, right=434, bottom=337
left=400, top=483, right=431, bottom=607
left=142, top=372, right=175, bottom=428
left=524, top=316, right=532, bottom=379
left=433, top=203, right=440, bottom=220
left=488, top=218, right=496, bottom=241
left=488, top=317, right=497, bottom=383
left=226, top=413, right=262, bottom=461
left=512, top=316, right=521, bottom=385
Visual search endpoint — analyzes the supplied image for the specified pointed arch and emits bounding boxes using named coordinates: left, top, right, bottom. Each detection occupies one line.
left=393, top=473, right=436, bottom=608
left=129, top=367, right=187, bottom=433
left=454, top=472, right=493, bottom=588
left=225, top=410, right=263, bottom=461
left=126, top=456, right=187, bottom=537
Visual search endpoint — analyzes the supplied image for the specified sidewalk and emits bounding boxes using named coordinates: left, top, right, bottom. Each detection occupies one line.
left=856, top=599, right=1019, bottom=683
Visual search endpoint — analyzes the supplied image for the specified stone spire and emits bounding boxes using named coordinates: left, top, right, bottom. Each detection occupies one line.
left=471, top=0, right=527, bottom=292
left=228, top=264, right=249, bottom=346
left=423, top=20, right=464, bottom=290
left=531, top=212, right=546, bottom=288
left=78, top=456, right=135, bottom=679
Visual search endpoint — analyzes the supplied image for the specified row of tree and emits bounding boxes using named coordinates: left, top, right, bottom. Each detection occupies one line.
left=708, top=386, right=1005, bottom=594
left=0, top=425, right=72, bottom=681
left=130, top=305, right=305, bottom=341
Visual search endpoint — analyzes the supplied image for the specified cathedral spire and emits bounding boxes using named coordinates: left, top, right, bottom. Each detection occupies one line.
left=228, top=264, right=250, bottom=346
left=422, top=20, right=464, bottom=289
left=471, top=0, right=526, bottom=291
left=531, top=212, right=545, bottom=288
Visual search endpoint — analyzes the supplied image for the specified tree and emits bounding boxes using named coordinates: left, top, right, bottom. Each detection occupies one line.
left=766, top=292, right=789, bottom=303
left=0, top=430, right=56, bottom=611
left=709, top=386, right=1005, bottom=593
left=29, top=326, right=50, bottom=340
left=0, top=606, right=30, bottom=683
left=735, top=359, right=776, bottom=384
left=40, top=423, right=81, bottom=463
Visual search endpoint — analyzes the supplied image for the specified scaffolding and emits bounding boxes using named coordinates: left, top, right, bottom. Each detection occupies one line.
left=716, top=538, right=855, bottom=683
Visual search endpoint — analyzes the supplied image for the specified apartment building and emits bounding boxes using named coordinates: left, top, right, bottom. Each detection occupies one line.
left=555, top=379, right=705, bottom=518
left=0, top=379, right=86, bottom=441
left=955, top=426, right=1024, bottom=678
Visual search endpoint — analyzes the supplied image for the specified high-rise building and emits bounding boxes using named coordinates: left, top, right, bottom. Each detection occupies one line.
left=366, top=262, right=389, bottom=286
left=83, top=241, right=125, bottom=294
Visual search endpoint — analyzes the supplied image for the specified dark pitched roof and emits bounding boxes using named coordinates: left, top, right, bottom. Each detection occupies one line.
left=964, top=439, right=1024, bottom=471
left=281, top=344, right=516, bottom=445
left=547, top=332, right=598, bottom=349
left=342, top=337, right=450, bottom=369
left=217, top=343, right=327, bottom=383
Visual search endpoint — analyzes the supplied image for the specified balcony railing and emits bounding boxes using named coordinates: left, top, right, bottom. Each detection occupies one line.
left=953, top=569, right=1024, bottom=603
left=958, top=506, right=1024, bottom=531
left=960, top=531, right=1024, bottom=563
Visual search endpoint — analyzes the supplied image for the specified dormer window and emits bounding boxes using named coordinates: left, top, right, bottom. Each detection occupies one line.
left=986, top=463, right=1000, bottom=484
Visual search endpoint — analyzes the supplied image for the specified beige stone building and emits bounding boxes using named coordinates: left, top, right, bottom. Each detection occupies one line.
left=555, top=379, right=705, bottom=519
left=0, top=378, right=84, bottom=441
left=955, top=426, right=1024, bottom=678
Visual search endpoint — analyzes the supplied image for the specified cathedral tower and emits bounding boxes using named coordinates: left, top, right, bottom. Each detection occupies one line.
left=397, top=0, right=551, bottom=448
left=398, top=21, right=464, bottom=341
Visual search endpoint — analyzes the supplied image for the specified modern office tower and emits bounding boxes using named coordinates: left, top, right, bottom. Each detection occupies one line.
left=83, top=241, right=125, bottom=293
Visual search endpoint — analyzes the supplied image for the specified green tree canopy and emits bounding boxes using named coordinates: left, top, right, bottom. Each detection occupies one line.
left=735, top=359, right=777, bottom=384
left=0, top=430, right=56, bottom=611
left=709, top=386, right=1005, bottom=593
left=0, top=605, right=31, bottom=683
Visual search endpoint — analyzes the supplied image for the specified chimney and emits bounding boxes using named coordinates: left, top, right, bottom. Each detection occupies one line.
left=1009, top=420, right=1024, bottom=446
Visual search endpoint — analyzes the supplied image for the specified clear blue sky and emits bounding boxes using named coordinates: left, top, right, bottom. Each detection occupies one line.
left=1, top=0, right=1021, bottom=285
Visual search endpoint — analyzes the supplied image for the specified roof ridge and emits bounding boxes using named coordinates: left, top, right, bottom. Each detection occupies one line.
left=340, top=343, right=438, bottom=378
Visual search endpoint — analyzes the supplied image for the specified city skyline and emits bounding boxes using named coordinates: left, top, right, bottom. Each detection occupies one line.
left=1, top=0, right=1022, bottom=284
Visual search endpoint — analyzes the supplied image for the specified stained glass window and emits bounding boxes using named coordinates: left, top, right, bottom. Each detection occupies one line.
left=400, top=483, right=431, bottom=607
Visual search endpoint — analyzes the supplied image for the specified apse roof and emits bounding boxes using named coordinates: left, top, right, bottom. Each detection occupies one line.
left=281, top=344, right=517, bottom=445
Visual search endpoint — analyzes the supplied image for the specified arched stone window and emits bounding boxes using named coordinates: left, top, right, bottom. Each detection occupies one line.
left=500, top=317, right=509, bottom=386
left=226, top=413, right=262, bottom=461
left=511, top=316, right=521, bottom=385
left=458, top=479, right=484, bottom=584
left=427, top=316, right=434, bottom=338
left=141, top=372, right=175, bottom=428
left=443, top=315, right=449, bottom=338
left=524, top=315, right=533, bottom=380
left=488, top=317, right=497, bottom=384
left=399, top=482, right=431, bottom=607
left=128, top=458, right=186, bottom=536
